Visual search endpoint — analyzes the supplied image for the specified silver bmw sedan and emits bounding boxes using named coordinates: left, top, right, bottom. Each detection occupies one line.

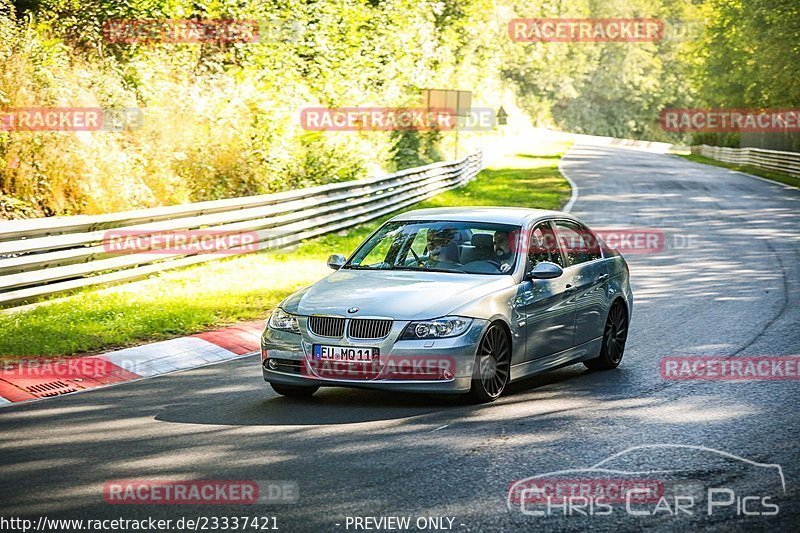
left=261, top=207, right=632, bottom=402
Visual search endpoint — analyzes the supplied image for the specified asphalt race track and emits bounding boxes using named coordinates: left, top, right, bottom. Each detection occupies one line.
left=2, top=145, right=799, bottom=532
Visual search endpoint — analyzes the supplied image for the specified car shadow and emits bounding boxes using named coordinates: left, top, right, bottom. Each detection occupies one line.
left=153, top=361, right=598, bottom=427
left=153, top=386, right=468, bottom=426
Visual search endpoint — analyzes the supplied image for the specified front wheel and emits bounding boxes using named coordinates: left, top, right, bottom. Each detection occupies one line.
left=270, top=383, right=319, bottom=398
left=584, top=302, right=628, bottom=370
left=466, top=324, right=511, bottom=403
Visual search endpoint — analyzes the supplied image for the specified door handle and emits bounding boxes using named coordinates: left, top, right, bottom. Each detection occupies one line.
left=597, top=274, right=609, bottom=282
left=564, top=284, right=576, bottom=293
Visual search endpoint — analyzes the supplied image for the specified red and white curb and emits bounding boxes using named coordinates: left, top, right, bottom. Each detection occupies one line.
left=0, top=320, right=263, bottom=407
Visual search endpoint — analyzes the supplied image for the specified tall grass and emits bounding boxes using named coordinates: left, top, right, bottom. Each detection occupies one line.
left=0, top=11, right=380, bottom=216
left=0, top=0, right=508, bottom=218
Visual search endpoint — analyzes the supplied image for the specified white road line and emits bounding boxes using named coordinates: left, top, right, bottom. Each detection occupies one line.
left=667, top=153, right=799, bottom=192
left=558, top=144, right=580, bottom=213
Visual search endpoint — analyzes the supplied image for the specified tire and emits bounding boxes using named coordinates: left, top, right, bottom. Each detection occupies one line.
left=584, top=301, right=628, bottom=370
left=466, top=324, right=511, bottom=403
left=270, top=383, right=319, bottom=398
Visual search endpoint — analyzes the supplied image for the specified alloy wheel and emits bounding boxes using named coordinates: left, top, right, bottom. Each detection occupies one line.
left=604, top=303, right=628, bottom=364
left=477, top=325, right=511, bottom=398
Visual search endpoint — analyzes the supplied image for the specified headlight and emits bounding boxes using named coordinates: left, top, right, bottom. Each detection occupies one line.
left=400, top=316, right=473, bottom=340
left=268, top=307, right=300, bottom=334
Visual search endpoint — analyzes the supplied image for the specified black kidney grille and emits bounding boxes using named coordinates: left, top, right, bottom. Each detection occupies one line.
left=348, top=319, right=393, bottom=339
left=308, top=316, right=345, bottom=337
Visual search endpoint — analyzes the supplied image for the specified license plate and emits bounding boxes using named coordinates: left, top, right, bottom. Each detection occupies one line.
left=312, top=345, right=378, bottom=362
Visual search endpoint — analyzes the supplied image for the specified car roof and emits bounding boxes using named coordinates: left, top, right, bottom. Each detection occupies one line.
left=389, top=206, right=568, bottom=226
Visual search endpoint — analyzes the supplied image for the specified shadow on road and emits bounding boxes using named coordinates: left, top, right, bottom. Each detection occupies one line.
left=153, top=360, right=597, bottom=427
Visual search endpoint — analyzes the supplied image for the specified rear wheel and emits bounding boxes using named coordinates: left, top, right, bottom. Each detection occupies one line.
left=584, top=302, right=628, bottom=370
left=466, top=324, right=511, bottom=403
left=270, top=383, right=319, bottom=398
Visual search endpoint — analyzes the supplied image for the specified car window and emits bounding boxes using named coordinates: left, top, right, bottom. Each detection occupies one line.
left=554, top=220, right=602, bottom=267
left=409, top=228, right=429, bottom=258
left=528, top=222, right=564, bottom=268
left=346, top=220, right=521, bottom=275
left=357, top=225, right=405, bottom=267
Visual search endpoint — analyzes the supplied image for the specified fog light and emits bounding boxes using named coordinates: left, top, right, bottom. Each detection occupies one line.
left=442, top=369, right=454, bottom=380
left=267, top=359, right=278, bottom=370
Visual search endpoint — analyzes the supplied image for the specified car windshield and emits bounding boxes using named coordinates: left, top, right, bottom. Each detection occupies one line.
left=344, top=220, right=521, bottom=275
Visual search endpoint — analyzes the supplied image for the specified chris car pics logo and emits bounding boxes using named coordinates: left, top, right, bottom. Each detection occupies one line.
left=508, top=444, right=785, bottom=518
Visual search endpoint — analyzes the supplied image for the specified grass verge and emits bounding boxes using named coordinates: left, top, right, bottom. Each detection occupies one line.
left=678, top=153, right=800, bottom=188
left=0, top=143, right=571, bottom=360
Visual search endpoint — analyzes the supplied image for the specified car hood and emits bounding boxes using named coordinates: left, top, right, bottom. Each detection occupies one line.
left=281, top=269, right=514, bottom=320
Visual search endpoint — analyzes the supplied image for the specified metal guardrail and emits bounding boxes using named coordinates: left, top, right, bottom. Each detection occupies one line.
left=0, top=150, right=482, bottom=308
left=691, top=145, right=800, bottom=177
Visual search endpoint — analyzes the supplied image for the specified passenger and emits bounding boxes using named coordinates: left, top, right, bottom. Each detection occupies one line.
left=425, top=228, right=459, bottom=267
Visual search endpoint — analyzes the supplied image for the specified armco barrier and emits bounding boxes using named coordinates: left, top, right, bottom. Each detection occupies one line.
left=691, top=145, right=800, bottom=177
left=0, top=151, right=482, bottom=307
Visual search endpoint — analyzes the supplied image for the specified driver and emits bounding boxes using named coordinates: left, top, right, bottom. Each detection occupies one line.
left=493, top=231, right=514, bottom=263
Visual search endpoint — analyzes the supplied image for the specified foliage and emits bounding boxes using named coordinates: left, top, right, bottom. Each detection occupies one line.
left=502, top=0, right=798, bottom=146
left=0, top=0, right=500, bottom=217
left=697, top=0, right=800, bottom=108
left=502, top=0, right=701, bottom=141
left=1, top=0, right=797, bottom=217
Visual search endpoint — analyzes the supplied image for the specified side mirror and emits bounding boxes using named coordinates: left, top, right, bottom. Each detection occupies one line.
left=528, top=261, right=564, bottom=280
left=327, top=254, right=346, bottom=270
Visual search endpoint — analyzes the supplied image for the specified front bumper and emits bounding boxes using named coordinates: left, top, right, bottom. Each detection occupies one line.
left=261, top=318, right=487, bottom=394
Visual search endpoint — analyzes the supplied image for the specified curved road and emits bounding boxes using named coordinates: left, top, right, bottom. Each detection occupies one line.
left=1, top=145, right=799, bottom=532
